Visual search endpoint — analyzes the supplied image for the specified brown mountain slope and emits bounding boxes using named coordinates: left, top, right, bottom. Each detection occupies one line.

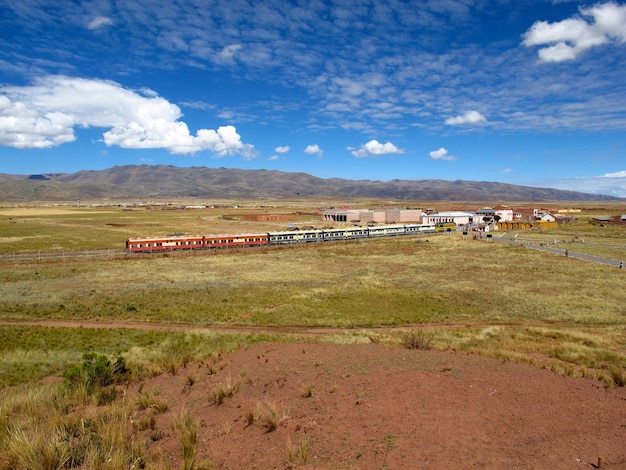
left=0, top=165, right=622, bottom=202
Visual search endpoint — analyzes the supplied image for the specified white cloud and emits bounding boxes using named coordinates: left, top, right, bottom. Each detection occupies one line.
left=304, top=144, right=323, bottom=157
left=0, top=76, right=255, bottom=158
left=445, top=110, right=487, bottom=125
left=87, top=16, right=113, bottom=30
left=429, top=148, right=457, bottom=161
left=218, top=44, right=242, bottom=61
left=522, top=2, right=626, bottom=62
left=351, top=139, right=404, bottom=158
left=275, top=145, right=290, bottom=153
left=602, top=170, right=626, bottom=177
left=268, top=155, right=279, bottom=160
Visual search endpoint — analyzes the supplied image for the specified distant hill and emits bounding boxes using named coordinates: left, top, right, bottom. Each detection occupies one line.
left=0, top=165, right=623, bottom=202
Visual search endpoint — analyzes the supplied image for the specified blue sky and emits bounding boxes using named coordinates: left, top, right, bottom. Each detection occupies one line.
left=1, top=0, right=626, bottom=197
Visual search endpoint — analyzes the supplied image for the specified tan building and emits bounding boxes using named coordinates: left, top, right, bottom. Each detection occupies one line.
left=322, top=208, right=423, bottom=224
left=357, top=211, right=387, bottom=224
left=385, top=209, right=424, bottom=223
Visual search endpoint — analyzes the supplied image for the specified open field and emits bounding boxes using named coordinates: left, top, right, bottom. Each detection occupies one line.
left=0, top=203, right=313, bottom=254
left=1, top=200, right=625, bottom=383
left=1, top=200, right=625, bottom=468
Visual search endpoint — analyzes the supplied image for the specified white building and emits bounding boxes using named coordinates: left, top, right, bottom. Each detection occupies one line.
left=421, top=211, right=474, bottom=226
left=475, top=207, right=514, bottom=223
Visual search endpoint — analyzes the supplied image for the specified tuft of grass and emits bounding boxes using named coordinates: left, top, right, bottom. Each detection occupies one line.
left=6, top=426, right=71, bottom=470
left=172, top=408, right=199, bottom=470
left=208, top=373, right=242, bottom=405
left=261, top=401, right=285, bottom=432
left=301, top=383, right=314, bottom=398
left=244, top=407, right=256, bottom=427
left=607, top=365, right=626, bottom=387
left=402, top=328, right=435, bottom=350
left=287, top=437, right=311, bottom=465
left=136, top=390, right=169, bottom=413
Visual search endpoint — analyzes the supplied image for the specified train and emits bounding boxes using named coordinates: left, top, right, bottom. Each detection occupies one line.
left=126, top=222, right=457, bottom=253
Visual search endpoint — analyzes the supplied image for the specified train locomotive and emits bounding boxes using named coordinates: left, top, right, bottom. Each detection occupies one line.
left=126, top=222, right=456, bottom=253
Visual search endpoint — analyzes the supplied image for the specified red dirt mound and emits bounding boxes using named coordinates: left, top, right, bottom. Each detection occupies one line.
left=132, top=343, right=626, bottom=469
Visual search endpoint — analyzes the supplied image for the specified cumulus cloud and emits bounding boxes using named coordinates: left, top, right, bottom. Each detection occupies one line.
left=522, top=2, right=626, bottom=62
left=429, top=148, right=457, bottom=161
left=445, top=110, right=487, bottom=125
left=0, top=76, right=255, bottom=158
left=304, top=144, right=323, bottom=156
left=275, top=145, right=290, bottom=153
left=351, top=139, right=404, bottom=158
left=87, top=16, right=113, bottom=30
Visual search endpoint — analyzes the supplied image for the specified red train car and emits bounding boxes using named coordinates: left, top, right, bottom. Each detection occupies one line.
left=203, top=233, right=268, bottom=249
left=126, top=235, right=205, bottom=253
left=126, top=233, right=269, bottom=253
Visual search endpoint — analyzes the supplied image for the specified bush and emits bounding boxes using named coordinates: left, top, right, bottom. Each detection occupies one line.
left=63, top=353, right=130, bottom=392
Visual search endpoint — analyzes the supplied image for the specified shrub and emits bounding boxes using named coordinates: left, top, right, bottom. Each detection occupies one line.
left=63, top=353, right=130, bottom=392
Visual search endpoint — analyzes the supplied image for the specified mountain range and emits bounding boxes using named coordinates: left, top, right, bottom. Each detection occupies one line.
left=0, top=165, right=622, bottom=202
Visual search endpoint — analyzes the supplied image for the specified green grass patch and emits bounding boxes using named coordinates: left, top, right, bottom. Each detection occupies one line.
left=0, top=325, right=297, bottom=387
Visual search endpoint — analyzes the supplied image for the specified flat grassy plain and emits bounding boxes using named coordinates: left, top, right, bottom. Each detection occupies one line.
left=1, top=201, right=625, bottom=467
left=1, top=202, right=625, bottom=382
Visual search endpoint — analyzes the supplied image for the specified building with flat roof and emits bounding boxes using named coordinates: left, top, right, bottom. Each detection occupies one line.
left=422, top=211, right=474, bottom=226
left=322, top=208, right=423, bottom=224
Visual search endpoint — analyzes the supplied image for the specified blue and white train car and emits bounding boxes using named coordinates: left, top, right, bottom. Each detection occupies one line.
left=367, top=225, right=407, bottom=237
left=404, top=223, right=436, bottom=234
left=322, top=227, right=370, bottom=241
left=267, top=230, right=324, bottom=245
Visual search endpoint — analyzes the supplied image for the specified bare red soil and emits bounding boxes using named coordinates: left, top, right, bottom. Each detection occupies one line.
left=131, top=343, right=626, bottom=469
